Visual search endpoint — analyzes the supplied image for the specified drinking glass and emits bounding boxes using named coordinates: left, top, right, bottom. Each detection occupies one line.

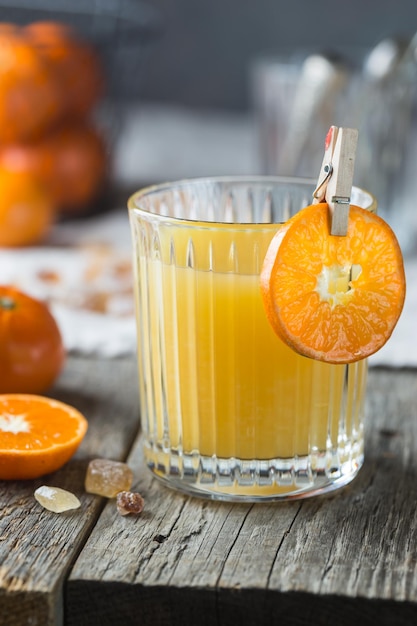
left=128, top=176, right=377, bottom=501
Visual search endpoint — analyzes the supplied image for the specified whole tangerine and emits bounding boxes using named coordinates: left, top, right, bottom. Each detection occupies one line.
left=0, top=29, right=63, bottom=142
left=0, top=124, right=107, bottom=215
left=0, top=286, right=65, bottom=394
left=42, top=123, right=108, bottom=213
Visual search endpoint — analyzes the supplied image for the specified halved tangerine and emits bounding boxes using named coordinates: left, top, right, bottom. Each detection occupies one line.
left=260, top=202, right=406, bottom=364
left=0, top=394, right=88, bottom=480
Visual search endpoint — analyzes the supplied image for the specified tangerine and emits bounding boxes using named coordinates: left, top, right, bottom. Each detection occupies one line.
left=0, top=28, right=62, bottom=142
left=43, top=123, right=107, bottom=212
left=260, top=202, right=406, bottom=363
left=0, top=123, right=107, bottom=214
left=0, top=286, right=65, bottom=393
left=0, top=394, right=87, bottom=480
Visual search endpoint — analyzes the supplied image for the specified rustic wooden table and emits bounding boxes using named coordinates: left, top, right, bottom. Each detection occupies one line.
left=1, top=355, right=416, bottom=626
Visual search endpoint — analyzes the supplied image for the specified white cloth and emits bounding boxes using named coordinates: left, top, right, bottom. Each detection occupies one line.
left=370, top=255, right=417, bottom=367
left=0, top=210, right=136, bottom=357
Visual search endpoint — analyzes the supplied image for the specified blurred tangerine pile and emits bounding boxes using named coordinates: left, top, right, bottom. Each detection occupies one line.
left=0, top=21, right=108, bottom=247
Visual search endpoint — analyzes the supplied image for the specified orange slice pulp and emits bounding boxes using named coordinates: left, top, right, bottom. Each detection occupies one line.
left=0, top=394, right=88, bottom=480
left=260, top=203, right=406, bottom=364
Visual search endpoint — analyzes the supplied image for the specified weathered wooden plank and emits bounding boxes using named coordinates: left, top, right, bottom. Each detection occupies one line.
left=266, top=369, right=417, bottom=599
left=0, top=356, right=140, bottom=626
left=66, top=367, right=417, bottom=626
left=218, top=369, right=417, bottom=625
left=66, top=434, right=246, bottom=624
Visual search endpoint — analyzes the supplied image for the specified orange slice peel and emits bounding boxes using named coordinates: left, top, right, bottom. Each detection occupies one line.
left=260, top=202, right=406, bottom=364
left=0, top=394, right=88, bottom=480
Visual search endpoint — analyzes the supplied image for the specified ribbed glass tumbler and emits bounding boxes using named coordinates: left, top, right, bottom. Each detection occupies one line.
left=128, top=176, right=377, bottom=501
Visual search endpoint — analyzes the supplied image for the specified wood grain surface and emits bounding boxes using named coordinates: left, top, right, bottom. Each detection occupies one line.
left=0, top=356, right=140, bottom=626
left=67, top=364, right=417, bottom=626
left=1, top=357, right=416, bottom=626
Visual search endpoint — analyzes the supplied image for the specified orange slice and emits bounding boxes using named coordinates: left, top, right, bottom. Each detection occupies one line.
left=0, top=394, right=88, bottom=480
left=260, top=202, right=406, bottom=364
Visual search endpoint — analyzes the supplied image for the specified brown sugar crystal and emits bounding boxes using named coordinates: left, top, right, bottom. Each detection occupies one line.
left=116, top=491, right=144, bottom=516
left=85, top=458, right=133, bottom=498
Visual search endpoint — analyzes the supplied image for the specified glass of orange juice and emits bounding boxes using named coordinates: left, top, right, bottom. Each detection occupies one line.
left=128, top=176, right=377, bottom=501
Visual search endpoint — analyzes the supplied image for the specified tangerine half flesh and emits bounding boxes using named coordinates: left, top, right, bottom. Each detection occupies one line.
left=0, top=394, right=88, bottom=480
left=260, top=203, right=406, bottom=364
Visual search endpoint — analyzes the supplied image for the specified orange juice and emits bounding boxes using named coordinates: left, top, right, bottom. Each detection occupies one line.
left=129, top=177, right=375, bottom=501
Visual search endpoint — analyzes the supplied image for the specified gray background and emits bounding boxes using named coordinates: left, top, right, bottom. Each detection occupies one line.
left=2, top=0, right=417, bottom=111
left=139, top=0, right=417, bottom=110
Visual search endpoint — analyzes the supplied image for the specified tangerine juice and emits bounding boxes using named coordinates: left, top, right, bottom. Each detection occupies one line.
left=132, top=221, right=367, bottom=498
left=129, top=177, right=374, bottom=500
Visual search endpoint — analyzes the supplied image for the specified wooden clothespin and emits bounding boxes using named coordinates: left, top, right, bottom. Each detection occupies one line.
left=313, top=126, right=358, bottom=236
